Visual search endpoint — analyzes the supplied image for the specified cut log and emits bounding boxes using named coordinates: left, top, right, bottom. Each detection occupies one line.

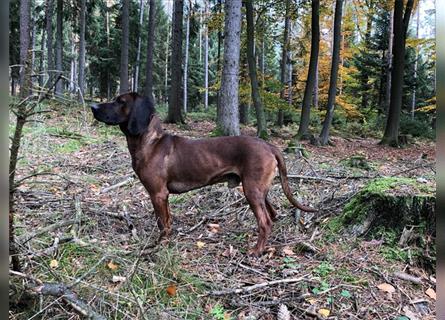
left=330, top=177, right=435, bottom=241
left=329, top=177, right=435, bottom=270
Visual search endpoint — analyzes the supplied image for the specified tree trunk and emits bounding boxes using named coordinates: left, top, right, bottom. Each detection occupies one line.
left=164, top=22, right=170, bottom=103
left=166, top=0, right=184, bottom=123
left=45, top=0, right=54, bottom=87
left=381, top=0, right=414, bottom=146
left=245, top=0, right=267, bottom=138
left=313, top=57, right=319, bottom=109
left=12, top=0, right=33, bottom=272
left=216, top=0, right=222, bottom=113
left=297, top=0, right=319, bottom=139
left=39, top=28, right=45, bottom=87
left=70, top=34, right=76, bottom=93
left=119, top=0, right=130, bottom=94
left=217, top=0, right=241, bottom=136
left=319, top=0, right=343, bottom=146
left=55, top=0, right=63, bottom=95
left=277, top=0, right=290, bottom=127
left=360, top=2, right=373, bottom=109
left=384, top=8, right=394, bottom=115
left=133, top=0, right=144, bottom=93
left=144, top=0, right=156, bottom=103
left=204, top=0, right=209, bottom=110
left=78, top=0, right=86, bottom=99
left=184, top=0, right=191, bottom=113
left=411, top=4, right=420, bottom=119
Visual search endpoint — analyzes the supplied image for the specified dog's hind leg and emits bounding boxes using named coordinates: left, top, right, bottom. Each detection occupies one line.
left=265, top=197, right=278, bottom=222
left=243, top=185, right=272, bottom=256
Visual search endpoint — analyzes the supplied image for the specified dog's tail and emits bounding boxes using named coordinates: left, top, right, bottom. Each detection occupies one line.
left=274, top=149, right=317, bottom=212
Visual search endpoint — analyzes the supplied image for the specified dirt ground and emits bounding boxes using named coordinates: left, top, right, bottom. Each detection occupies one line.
left=10, top=107, right=436, bottom=320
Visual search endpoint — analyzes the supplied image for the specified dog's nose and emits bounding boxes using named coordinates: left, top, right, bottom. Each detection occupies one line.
left=91, top=103, right=99, bottom=110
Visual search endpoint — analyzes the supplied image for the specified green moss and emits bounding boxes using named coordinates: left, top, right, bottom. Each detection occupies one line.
left=363, top=177, right=434, bottom=195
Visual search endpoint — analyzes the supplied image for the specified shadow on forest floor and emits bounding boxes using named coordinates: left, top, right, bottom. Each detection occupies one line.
left=9, top=102, right=436, bottom=319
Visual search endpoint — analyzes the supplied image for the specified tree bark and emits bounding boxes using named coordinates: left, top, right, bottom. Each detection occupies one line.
left=297, top=0, right=319, bottom=139
left=55, top=0, right=63, bottom=95
left=319, top=0, right=343, bottom=145
left=119, top=0, right=130, bottom=94
left=166, top=0, right=184, bottom=123
left=204, top=0, right=209, bottom=110
left=245, top=0, right=267, bottom=138
left=217, top=0, right=241, bottom=136
left=45, top=0, right=54, bottom=87
left=184, top=0, right=191, bottom=113
left=133, top=0, right=145, bottom=93
left=384, top=8, right=394, bottom=115
left=360, top=1, right=374, bottom=109
left=78, top=0, right=86, bottom=99
left=411, top=3, right=420, bottom=119
left=277, top=0, right=290, bottom=127
left=39, top=28, right=45, bottom=87
left=381, top=0, right=414, bottom=146
left=144, top=0, right=156, bottom=103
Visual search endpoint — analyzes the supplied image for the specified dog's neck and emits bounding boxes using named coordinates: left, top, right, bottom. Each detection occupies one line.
left=121, top=115, right=165, bottom=171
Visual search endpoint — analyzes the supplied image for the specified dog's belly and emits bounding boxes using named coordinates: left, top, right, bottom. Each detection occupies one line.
left=167, top=173, right=240, bottom=194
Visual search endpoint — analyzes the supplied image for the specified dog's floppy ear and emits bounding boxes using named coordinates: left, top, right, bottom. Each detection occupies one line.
left=127, top=95, right=154, bottom=136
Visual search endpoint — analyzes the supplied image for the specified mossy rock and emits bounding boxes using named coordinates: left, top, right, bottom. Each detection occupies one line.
left=330, top=177, right=435, bottom=240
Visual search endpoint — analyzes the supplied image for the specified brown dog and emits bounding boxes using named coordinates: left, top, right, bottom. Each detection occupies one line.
left=91, top=92, right=315, bottom=256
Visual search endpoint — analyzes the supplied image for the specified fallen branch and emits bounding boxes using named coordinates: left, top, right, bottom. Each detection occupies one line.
left=100, top=176, right=134, bottom=193
left=19, top=219, right=77, bottom=245
left=10, top=270, right=106, bottom=320
left=393, top=271, right=422, bottom=285
left=287, top=174, right=336, bottom=183
left=208, top=274, right=310, bottom=296
left=34, top=283, right=106, bottom=320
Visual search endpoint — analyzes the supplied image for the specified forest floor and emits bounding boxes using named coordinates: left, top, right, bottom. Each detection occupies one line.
left=9, top=103, right=436, bottom=320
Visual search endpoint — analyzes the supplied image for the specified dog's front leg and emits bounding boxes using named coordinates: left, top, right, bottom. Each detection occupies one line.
left=149, top=189, right=172, bottom=242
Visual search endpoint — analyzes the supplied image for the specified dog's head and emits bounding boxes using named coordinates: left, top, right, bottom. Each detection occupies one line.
left=91, top=92, right=155, bottom=136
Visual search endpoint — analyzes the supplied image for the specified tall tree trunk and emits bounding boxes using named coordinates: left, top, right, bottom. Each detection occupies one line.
left=204, top=0, right=209, bottom=110
left=78, top=0, right=86, bottom=99
left=184, top=0, right=191, bottom=113
left=12, top=0, right=33, bottom=273
left=245, top=0, right=267, bottom=138
left=70, top=34, right=76, bottom=93
left=217, top=0, right=241, bottom=136
left=30, top=15, right=36, bottom=88
left=106, top=1, right=111, bottom=100
left=45, top=0, right=54, bottom=87
left=319, top=0, right=343, bottom=145
left=55, top=0, right=63, bottom=95
left=216, top=0, right=222, bottom=113
left=313, top=57, right=319, bottom=109
left=411, top=3, right=420, bottom=119
left=360, top=2, right=373, bottom=109
left=144, top=0, right=156, bottom=103
left=381, top=0, right=414, bottom=146
left=297, top=0, right=320, bottom=138
left=277, top=0, right=290, bottom=127
left=133, top=0, right=144, bottom=93
left=39, top=28, right=45, bottom=87
left=384, top=8, right=394, bottom=114
left=166, top=0, right=184, bottom=123
left=164, top=22, right=170, bottom=103
left=119, top=0, right=130, bottom=94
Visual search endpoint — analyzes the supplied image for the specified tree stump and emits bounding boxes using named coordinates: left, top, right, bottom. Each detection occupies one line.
left=329, top=177, right=435, bottom=270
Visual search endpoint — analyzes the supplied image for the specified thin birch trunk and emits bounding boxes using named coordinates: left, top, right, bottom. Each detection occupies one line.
left=411, top=3, right=420, bottom=119
left=184, top=0, right=191, bottom=113
left=204, top=0, right=209, bottom=110
left=134, top=0, right=144, bottom=93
